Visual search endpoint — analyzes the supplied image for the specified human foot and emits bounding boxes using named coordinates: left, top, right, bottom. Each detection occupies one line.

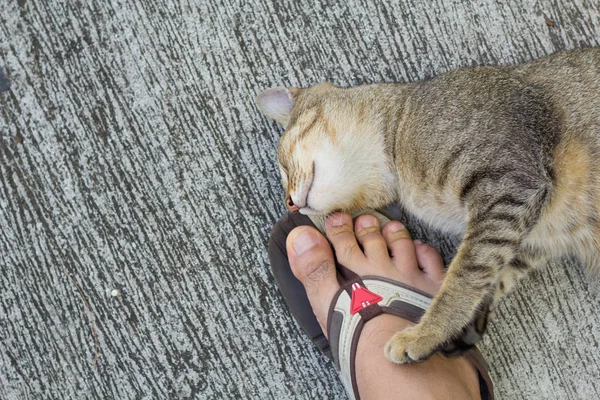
left=286, top=212, right=482, bottom=400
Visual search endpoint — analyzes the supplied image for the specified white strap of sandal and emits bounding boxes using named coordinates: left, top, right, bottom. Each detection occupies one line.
left=328, top=277, right=433, bottom=400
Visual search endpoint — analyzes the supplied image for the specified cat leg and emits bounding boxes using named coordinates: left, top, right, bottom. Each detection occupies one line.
left=385, top=181, right=551, bottom=363
left=494, top=258, right=532, bottom=301
left=439, top=257, right=536, bottom=356
left=455, top=250, right=551, bottom=351
left=384, top=230, right=510, bottom=363
left=491, top=245, right=553, bottom=305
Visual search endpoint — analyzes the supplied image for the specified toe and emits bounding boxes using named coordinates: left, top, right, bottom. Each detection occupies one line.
left=382, top=221, right=418, bottom=271
left=414, top=241, right=446, bottom=281
left=325, top=212, right=367, bottom=270
left=354, top=215, right=389, bottom=265
left=287, top=226, right=340, bottom=333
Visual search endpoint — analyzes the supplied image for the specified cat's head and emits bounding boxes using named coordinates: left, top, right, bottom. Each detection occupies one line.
left=257, top=83, right=397, bottom=215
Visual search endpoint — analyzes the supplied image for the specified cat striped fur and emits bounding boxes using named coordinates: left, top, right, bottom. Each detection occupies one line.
left=257, top=47, right=600, bottom=363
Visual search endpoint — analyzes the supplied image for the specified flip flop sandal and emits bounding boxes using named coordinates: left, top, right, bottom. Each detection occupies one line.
left=269, top=212, right=494, bottom=400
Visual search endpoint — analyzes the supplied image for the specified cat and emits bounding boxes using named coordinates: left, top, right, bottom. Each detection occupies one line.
left=256, top=47, right=600, bottom=364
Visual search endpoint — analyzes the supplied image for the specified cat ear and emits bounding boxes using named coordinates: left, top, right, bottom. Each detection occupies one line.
left=256, top=87, right=303, bottom=127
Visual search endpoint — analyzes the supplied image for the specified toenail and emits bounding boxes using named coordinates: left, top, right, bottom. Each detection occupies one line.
left=414, top=239, right=423, bottom=245
left=387, top=222, right=405, bottom=232
left=292, top=229, right=319, bottom=254
left=359, top=215, right=377, bottom=228
left=329, top=213, right=349, bottom=227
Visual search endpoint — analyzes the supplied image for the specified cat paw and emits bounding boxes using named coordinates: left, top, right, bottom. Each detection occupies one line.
left=384, top=326, right=443, bottom=364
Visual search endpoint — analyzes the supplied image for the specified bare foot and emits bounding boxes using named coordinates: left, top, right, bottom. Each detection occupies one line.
left=286, top=212, right=481, bottom=400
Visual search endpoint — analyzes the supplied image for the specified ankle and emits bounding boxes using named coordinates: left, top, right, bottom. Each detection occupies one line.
left=355, top=315, right=481, bottom=400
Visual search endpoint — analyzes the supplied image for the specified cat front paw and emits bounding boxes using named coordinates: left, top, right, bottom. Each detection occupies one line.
left=384, top=326, right=443, bottom=364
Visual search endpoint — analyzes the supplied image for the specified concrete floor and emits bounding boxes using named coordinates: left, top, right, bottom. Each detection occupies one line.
left=1, top=0, right=599, bottom=398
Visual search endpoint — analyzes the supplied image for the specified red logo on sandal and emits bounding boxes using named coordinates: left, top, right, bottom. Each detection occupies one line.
left=350, top=283, right=383, bottom=315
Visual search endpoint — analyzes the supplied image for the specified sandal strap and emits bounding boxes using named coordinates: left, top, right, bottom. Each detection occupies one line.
left=327, top=277, right=433, bottom=400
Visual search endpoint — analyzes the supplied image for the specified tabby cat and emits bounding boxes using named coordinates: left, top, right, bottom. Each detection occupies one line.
left=257, top=47, right=600, bottom=364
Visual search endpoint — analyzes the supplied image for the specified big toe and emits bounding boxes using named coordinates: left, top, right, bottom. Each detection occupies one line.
left=287, top=226, right=340, bottom=334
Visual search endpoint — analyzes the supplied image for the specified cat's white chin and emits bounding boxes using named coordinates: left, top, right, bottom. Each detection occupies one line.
left=298, top=207, right=324, bottom=216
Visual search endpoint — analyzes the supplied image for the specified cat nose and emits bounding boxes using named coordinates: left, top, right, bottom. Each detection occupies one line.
left=286, top=195, right=300, bottom=213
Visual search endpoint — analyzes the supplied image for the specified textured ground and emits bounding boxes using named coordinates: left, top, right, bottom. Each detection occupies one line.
left=1, top=0, right=600, bottom=399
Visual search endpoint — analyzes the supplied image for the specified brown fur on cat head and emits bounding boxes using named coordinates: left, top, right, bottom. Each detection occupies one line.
left=257, top=82, right=401, bottom=215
